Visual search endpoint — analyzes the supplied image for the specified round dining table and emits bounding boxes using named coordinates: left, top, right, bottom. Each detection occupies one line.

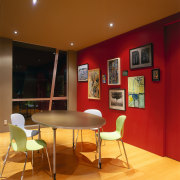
left=32, top=110, right=106, bottom=180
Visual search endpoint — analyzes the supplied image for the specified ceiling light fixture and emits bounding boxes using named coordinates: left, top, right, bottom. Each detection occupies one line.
left=33, top=0, right=37, bottom=5
left=109, top=23, right=114, bottom=27
left=14, top=31, right=18, bottom=35
left=70, top=42, right=74, bottom=46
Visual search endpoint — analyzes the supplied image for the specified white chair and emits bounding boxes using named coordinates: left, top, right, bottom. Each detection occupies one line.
left=11, top=113, right=40, bottom=139
left=75, top=109, right=102, bottom=149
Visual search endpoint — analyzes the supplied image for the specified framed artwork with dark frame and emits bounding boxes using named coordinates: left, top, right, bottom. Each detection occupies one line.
left=152, top=68, right=160, bottom=81
left=129, top=43, right=153, bottom=69
left=78, top=64, right=88, bottom=82
left=109, top=89, right=126, bottom=111
left=107, top=58, right=121, bottom=85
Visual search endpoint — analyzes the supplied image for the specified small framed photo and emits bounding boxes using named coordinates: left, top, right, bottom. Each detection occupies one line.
left=130, top=43, right=153, bottom=69
left=88, top=68, right=100, bottom=99
left=102, top=75, right=106, bottom=83
left=78, top=64, right=88, bottom=82
left=107, top=58, right=121, bottom=85
left=109, top=89, right=126, bottom=111
left=152, top=69, right=160, bottom=81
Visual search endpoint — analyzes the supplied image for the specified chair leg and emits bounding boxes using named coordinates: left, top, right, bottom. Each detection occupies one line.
left=45, top=147, right=52, bottom=176
left=121, top=139, right=129, bottom=168
left=117, top=140, right=122, bottom=157
left=32, top=150, right=34, bottom=169
left=81, top=130, right=83, bottom=151
left=38, top=124, right=41, bottom=139
left=21, top=152, right=28, bottom=180
left=74, top=130, right=79, bottom=150
left=94, top=131, right=98, bottom=152
left=31, top=136, right=34, bottom=169
left=0, top=143, right=11, bottom=177
left=81, top=130, right=83, bottom=143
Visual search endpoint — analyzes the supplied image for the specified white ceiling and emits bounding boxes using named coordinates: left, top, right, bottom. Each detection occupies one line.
left=0, top=0, right=179, bottom=51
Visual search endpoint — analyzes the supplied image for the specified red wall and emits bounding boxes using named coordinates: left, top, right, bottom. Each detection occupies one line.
left=77, top=13, right=180, bottom=156
left=165, top=21, right=180, bottom=160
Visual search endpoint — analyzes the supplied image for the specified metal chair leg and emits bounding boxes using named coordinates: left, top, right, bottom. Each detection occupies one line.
left=117, top=140, right=122, bottom=156
left=45, top=147, right=52, bottom=176
left=95, top=131, right=98, bottom=152
left=74, top=130, right=79, bottom=149
left=0, top=143, right=11, bottom=177
left=31, top=136, right=34, bottom=169
left=32, top=150, right=34, bottom=169
left=81, top=130, right=83, bottom=142
left=21, top=152, right=28, bottom=180
left=38, top=124, right=41, bottom=139
left=121, top=139, right=129, bottom=168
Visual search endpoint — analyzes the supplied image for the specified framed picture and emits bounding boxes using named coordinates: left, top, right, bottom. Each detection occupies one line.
left=129, top=43, right=153, bottom=69
left=107, top=58, right=121, bottom=85
left=128, top=76, right=145, bottom=108
left=102, top=75, right=106, bottom=83
left=152, top=68, right=160, bottom=81
left=88, top=68, right=100, bottom=99
left=78, top=64, right=88, bottom=82
left=109, top=89, right=126, bottom=110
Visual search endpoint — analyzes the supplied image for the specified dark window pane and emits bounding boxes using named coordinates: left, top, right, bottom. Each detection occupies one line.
left=51, top=100, right=67, bottom=110
left=13, top=101, right=49, bottom=125
left=13, top=42, right=55, bottom=98
left=54, top=51, right=67, bottom=97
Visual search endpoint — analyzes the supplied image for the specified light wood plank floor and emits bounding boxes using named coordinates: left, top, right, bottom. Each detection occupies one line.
left=0, top=128, right=180, bottom=180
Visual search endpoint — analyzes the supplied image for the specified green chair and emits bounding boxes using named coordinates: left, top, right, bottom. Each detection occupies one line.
left=0, top=124, right=52, bottom=180
left=100, top=115, right=129, bottom=168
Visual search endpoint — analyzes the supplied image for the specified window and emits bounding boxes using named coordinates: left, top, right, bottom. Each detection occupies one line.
left=12, top=42, right=67, bottom=125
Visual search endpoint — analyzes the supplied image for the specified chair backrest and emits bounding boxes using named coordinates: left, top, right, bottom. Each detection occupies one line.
left=116, top=115, right=126, bottom=138
left=9, top=124, right=27, bottom=152
left=84, top=109, right=102, bottom=117
left=11, top=113, right=25, bottom=129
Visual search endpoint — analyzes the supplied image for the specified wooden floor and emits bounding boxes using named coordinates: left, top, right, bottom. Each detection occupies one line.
left=0, top=128, right=180, bottom=180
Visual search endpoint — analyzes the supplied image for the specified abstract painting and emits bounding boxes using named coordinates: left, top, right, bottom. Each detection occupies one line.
left=88, top=68, right=100, bottom=99
left=107, top=58, right=120, bottom=85
left=128, top=76, right=145, bottom=108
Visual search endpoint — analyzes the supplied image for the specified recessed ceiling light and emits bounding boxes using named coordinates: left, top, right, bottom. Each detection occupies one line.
left=33, top=0, right=37, bottom=5
left=70, top=42, right=74, bottom=46
left=109, top=23, right=114, bottom=27
left=14, top=31, right=18, bottom=35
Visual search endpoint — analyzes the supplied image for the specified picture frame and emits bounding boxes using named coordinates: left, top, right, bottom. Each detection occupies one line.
left=78, top=64, right=88, bottom=82
left=128, top=76, right=145, bottom=108
left=152, top=68, right=160, bottom=81
left=129, top=43, right=153, bottom=69
left=102, top=75, right=106, bottom=83
left=88, top=68, right=100, bottom=99
left=109, top=89, right=126, bottom=111
left=107, top=58, right=121, bottom=85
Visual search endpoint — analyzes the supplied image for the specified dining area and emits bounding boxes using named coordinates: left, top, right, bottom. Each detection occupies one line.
left=0, top=110, right=131, bottom=180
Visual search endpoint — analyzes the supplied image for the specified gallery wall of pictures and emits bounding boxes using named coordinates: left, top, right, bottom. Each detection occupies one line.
left=76, top=13, right=180, bottom=157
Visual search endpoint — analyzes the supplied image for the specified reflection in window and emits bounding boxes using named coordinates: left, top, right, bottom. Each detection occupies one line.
left=13, top=42, right=55, bottom=98
left=54, top=51, right=67, bottom=97
left=52, top=100, right=67, bottom=110
left=13, top=101, right=49, bottom=125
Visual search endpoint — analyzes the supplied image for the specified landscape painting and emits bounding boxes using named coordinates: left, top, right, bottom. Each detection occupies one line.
left=109, top=89, right=126, bottom=110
